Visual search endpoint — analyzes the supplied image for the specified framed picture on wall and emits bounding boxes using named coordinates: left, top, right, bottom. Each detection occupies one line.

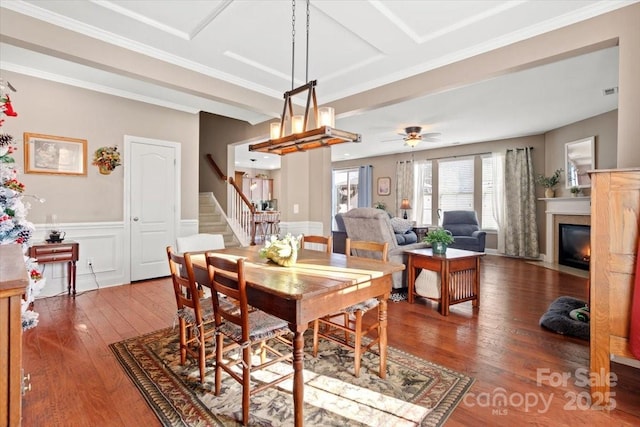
left=377, top=176, right=391, bottom=196
left=24, top=133, right=87, bottom=176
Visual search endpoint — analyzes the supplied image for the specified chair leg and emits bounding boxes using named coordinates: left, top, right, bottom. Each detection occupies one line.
left=179, top=321, right=187, bottom=365
left=343, top=313, right=350, bottom=344
left=312, top=319, right=320, bottom=357
left=214, top=334, right=223, bottom=396
left=242, top=345, right=252, bottom=426
left=353, top=310, right=363, bottom=377
left=198, top=324, right=206, bottom=383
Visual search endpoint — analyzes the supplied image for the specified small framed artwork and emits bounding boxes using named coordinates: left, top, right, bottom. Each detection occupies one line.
left=24, top=133, right=87, bottom=176
left=377, top=176, right=391, bottom=196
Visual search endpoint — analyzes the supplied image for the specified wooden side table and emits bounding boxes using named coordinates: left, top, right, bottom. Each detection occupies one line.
left=406, top=247, right=484, bottom=315
left=28, top=241, right=79, bottom=297
left=412, top=225, right=432, bottom=243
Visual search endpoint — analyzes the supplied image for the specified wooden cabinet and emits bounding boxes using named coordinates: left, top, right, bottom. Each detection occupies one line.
left=0, top=244, right=29, bottom=427
left=589, top=168, right=640, bottom=409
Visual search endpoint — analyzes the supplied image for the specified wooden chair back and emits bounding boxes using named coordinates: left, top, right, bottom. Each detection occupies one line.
left=205, top=254, right=249, bottom=338
left=166, top=246, right=204, bottom=320
left=345, top=238, right=389, bottom=262
left=301, top=235, right=333, bottom=253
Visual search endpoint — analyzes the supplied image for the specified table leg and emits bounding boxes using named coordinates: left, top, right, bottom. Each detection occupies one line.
left=407, top=255, right=415, bottom=304
left=378, top=296, right=388, bottom=379
left=67, top=261, right=71, bottom=296
left=71, top=261, right=77, bottom=297
left=472, top=257, right=480, bottom=308
left=290, top=327, right=305, bottom=427
left=440, top=260, right=450, bottom=316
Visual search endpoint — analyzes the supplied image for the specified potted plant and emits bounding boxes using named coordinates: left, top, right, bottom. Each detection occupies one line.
left=423, top=227, right=454, bottom=255
left=373, top=201, right=386, bottom=210
left=535, top=169, right=563, bottom=198
left=570, top=186, right=582, bottom=197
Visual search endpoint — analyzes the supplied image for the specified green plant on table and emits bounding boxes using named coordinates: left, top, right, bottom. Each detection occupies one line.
left=422, top=227, right=454, bottom=245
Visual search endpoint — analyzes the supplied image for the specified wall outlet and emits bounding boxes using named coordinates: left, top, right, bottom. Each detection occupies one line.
left=87, top=258, right=94, bottom=267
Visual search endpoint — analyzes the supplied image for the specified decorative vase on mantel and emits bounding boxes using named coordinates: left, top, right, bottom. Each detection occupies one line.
left=545, top=188, right=555, bottom=198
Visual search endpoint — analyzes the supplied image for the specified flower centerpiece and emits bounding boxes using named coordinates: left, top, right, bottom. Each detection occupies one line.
left=423, top=227, right=454, bottom=255
left=535, top=169, right=563, bottom=198
left=259, top=233, right=301, bottom=267
left=92, top=146, right=121, bottom=175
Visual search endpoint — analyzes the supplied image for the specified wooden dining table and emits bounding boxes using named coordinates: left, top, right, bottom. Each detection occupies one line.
left=191, top=245, right=404, bottom=427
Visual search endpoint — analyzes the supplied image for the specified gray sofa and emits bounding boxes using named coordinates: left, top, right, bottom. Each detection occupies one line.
left=336, top=208, right=429, bottom=289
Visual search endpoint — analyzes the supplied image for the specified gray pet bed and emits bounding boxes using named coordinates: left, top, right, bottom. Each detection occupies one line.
left=539, top=296, right=589, bottom=340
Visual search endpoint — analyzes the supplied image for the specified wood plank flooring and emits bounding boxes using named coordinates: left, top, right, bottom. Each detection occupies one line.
left=21, top=255, right=640, bottom=426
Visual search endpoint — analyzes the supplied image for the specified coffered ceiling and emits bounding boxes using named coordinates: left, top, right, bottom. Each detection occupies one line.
left=0, top=0, right=633, bottom=170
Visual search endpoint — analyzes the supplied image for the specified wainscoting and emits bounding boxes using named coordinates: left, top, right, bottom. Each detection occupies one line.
left=31, top=219, right=320, bottom=298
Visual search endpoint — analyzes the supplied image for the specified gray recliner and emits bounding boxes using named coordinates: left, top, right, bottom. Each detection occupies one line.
left=441, top=210, right=486, bottom=252
left=340, top=207, right=429, bottom=289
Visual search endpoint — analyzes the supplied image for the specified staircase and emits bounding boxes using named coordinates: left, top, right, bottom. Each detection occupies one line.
left=198, top=192, right=242, bottom=248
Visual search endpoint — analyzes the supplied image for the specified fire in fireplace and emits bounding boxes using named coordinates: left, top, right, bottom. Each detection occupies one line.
left=558, top=223, right=591, bottom=271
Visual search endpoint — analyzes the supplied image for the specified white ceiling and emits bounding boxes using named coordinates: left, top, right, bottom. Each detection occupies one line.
left=0, top=0, right=631, bottom=170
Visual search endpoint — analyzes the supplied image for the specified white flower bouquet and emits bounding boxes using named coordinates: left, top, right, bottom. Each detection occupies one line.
left=259, top=233, right=301, bottom=267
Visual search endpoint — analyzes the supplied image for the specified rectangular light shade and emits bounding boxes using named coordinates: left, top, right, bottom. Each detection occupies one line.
left=270, top=122, right=281, bottom=139
left=318, top=107, right=335, bottom=127
left=291, top=115, right=304, bottom=134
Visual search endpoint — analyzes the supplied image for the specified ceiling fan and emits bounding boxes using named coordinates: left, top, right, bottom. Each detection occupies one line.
left=399, top=126, right=441, bottom=147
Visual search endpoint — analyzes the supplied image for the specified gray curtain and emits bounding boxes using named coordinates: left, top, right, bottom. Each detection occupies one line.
left=504, top=148, right=539, bottom=258
left=358, top=165, right=373, bottom=207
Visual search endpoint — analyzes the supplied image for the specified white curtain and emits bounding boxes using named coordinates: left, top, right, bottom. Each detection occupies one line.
left=413, top=160, right=426, bottom=224
left=504, top=147, right=539, bottom=258
left=396, top=160, right=413, bottom=218
left=357, top=165, right=373, bottom=207
left=492, top=152, right=506, bottom=253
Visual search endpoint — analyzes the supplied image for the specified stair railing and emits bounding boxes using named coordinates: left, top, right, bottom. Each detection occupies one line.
left=205, top=154, right=258, bottom=245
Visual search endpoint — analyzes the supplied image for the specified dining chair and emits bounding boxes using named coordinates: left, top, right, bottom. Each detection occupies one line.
left=166, top=246, right=216, bottom=383
left=205, top=253, right=294, bottom=426
left=176, top=233, right=225, bottom=253
left=312, top=238, right=389, bottom=377
left=301, top=234, right=333, bottom=253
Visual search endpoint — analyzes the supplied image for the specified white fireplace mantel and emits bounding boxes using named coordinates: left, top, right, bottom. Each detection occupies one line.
left=540, top=197, right=591, bottom=262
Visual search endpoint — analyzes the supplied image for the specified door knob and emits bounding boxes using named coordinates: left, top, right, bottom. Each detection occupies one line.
left=133, top=217, right=139, bottom=221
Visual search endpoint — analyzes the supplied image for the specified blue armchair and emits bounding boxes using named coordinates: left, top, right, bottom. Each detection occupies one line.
left=442, top=210, right=486, bottom=252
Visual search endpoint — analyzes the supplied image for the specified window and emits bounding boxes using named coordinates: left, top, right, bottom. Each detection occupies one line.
left=332, top=168, right=359, bottom=227
left=438, top=158, right=474, bottom=212
left=413, top=154, right=497, bottom=230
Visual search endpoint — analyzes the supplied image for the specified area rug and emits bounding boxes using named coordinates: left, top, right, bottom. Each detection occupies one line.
left=110, top=327, right=473, bottom=426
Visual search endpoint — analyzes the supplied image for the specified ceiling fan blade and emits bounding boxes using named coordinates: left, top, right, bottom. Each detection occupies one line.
left=421, top=132, right=441, bottom=138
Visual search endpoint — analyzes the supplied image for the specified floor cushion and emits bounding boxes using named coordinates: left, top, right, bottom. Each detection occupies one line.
left=539, top=296, right=589, bottom=340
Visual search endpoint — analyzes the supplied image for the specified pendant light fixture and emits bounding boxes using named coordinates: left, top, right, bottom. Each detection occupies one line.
left=249, top=0, right=361, bottom=156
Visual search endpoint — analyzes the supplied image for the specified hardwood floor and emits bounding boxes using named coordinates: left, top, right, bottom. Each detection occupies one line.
left=21, top=255, right=639, bottom=426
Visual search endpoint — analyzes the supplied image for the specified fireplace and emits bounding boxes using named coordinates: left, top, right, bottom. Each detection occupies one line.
left=558, top=223, right=590, bottom=271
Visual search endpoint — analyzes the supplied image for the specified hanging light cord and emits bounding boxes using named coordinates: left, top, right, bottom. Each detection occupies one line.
left=291, top=0, right=296, bottom=91
left=291, top=0, right=311, bottom=89
left=306, top=0, right=310, bottom=83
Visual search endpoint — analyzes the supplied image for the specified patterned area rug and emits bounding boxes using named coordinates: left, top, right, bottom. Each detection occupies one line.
left=110, top=327, right=473, bottom=426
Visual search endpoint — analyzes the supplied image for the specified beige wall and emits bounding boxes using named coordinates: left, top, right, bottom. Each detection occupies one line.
left=543, top=109, right=618, bottom=198
left=2, top=71, right=199, bottom=224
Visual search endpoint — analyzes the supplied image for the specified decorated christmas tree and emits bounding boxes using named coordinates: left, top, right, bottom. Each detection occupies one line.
left=0, top=78, right=45, bottom=330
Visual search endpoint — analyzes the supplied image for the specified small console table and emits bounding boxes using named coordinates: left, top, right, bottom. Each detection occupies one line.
left=28, top=241, right=79, bottom=297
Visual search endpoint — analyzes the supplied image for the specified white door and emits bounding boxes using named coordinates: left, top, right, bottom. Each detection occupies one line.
left=127, top=137, right=179, bottom=281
